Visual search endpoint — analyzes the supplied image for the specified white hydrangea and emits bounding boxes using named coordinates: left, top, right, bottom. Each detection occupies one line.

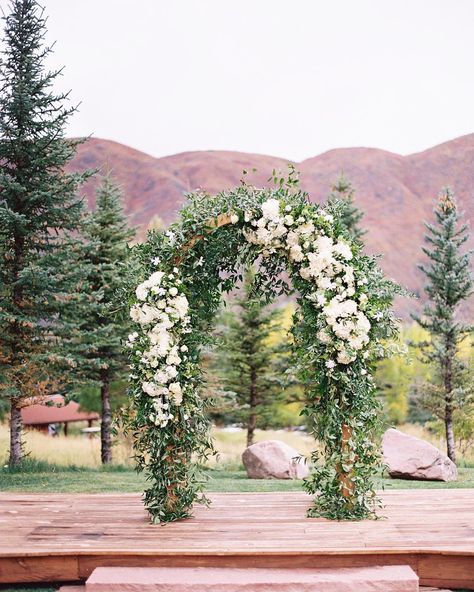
left=261, top=198, right=281, bottom=220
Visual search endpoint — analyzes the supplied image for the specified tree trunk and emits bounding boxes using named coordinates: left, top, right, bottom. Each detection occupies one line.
left=9, top=399, right=23, bottom=466
left=445, top=403, right=456, bottom=463
left=247, top=368, right=257, bottom=447
left=444, top=341, right=456, bottom=463
left=100, top=369, right=112, bottom=464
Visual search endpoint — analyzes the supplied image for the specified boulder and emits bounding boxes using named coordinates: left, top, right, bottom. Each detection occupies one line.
left=382, top=428, right=457, bottom=482
left=242, top=439, right=309, bottom=480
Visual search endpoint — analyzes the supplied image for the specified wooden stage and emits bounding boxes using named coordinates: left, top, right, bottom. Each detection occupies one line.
left=0, top=490, right=473, bottom=589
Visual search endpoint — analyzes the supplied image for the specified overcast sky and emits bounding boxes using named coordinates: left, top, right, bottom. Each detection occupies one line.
left=15, top=0, right=474, bottom=161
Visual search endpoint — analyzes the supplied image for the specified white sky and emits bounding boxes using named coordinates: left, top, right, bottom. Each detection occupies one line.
left=15, top=0, right=474, bottom=160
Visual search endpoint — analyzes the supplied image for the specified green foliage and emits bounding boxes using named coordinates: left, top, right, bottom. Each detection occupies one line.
left=0, top=0, right=91, bottom=464
left=376, top=324, right=431, bottom=425
left=327, top=174, right=366, bottom=243
left=412, top=188, right=473, bottom=462
left=74, top=174, right=135, bottom=463
left=210, top=268, right=293, bottom=444
left=76, top=174, right=135, bottom=385
left=126, top=172, right=403, bottom=523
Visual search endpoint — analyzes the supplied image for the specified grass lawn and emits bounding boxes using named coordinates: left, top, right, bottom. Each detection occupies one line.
left=1, top=462, right=473, bottom=494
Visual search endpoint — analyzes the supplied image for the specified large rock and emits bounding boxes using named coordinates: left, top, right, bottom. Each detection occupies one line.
left=242, top=439, right=309, bottom=480
left=382, top=428, right=457, bottom=482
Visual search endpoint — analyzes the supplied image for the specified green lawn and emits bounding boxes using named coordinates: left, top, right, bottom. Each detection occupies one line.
left=1, top=463, right=473, bottom=494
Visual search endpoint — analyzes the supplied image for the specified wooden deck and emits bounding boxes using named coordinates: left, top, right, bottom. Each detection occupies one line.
left=0, top=490, right=473, bottom=589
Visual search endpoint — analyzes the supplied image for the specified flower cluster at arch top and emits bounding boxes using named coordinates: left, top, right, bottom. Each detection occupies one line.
left=128, top=195, right=380, bottom=428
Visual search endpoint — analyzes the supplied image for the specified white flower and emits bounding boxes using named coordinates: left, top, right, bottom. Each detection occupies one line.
left=135, top=282, right=149, bottom=301
left=315, top=292, right=327, bottom=307
left=165, top=365, right=178, bottom=379
left=180, top=344, right=188, bottom=352
left=148, top=271, right=165, bottom=286
left=325, top=360, right=336, bottom=369
left=361, top=369, right=367, bottom=375
left=337, top=350, right=356, bottom=364
left=168, top=382, right=183, bottom=405
left=230, top=214, right=239, bottom=224
left=333, top=241, right=353, bottom=261
left=285, top=205, right=292, bottom=212
left=289, top=245, right=304, bottom=262
left=170, top=294, right=189, bottom=319
left=130, top=304, right=160, bottom=325
left=261, top=198, right=281, bottom=220
left=166, top=346, right=182, bottom=366
left=142, top=382, right=166, bottom=397
left=317, top=330, right=331, bottom=344
left=128, top=332, right=138, bottom=343
left=283, top=215, right=294, bottom=226
left=299, top=267, right=312, bottom=280
left=169, top=287, right=178, bottom=297
left=165, top=230, right=176, bottom=244
left=151, top=257, right=160, bottom=266
left=244, top=210, right=253, bottom=222
left=286, top=231, right=299, bottom=247
left=297, top=221, right=315, bottom=235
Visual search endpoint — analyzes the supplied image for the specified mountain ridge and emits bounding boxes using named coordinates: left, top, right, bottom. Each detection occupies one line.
left=67, top=134, right=474, bottom=317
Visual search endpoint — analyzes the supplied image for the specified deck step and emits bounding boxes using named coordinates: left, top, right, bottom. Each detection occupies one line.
left=85, top=566, right=419, bottom=591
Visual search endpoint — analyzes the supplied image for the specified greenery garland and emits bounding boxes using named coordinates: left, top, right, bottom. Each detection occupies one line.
left=126, top=171, right=403, bottom=523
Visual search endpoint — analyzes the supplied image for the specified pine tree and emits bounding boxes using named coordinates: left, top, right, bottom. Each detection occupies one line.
left=0, top=0, right=90, bottom=465
left=213, top=269, right=289, bottom=447
left=413, top=188, right=473, bottom=462
left=327, top=174, right=366, bottom=242
left=78, top=174, right=135, bottom=464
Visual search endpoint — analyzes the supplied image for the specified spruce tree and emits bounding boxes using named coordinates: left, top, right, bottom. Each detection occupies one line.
left=0, top=0, right=90, bottom=465
left=413, top=188, right=473, bottom=462
left=78, top=174, right=135, bottom=464
left=327, top=174, right=366, bottom=242
left=213, top=268, right=288, bottom=447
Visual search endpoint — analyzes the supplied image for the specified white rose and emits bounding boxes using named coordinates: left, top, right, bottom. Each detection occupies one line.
left=230, top=214, right=239, bottom=224
left=168, top=382, right=183, bottom=405
left=299, top=267, right=312, bottom=280
left=180, top=344, right=188, bottom=352
left=135, top=282, right=149, bottom=301
left=142, top=382, right=166, bottom=397
left=169, top=287, right=178, bottom=297
left=337, top=350, right=356, bottom=364
left=325, top=360, right=336, bottom=369
left=289, top=245, right=304, bottom=262
left=286, top=231, right=299, bottom=247
left=297, top=221, right=315, bottom=235
left=147, top=271, right=165, bottom=286
left=283, top=215, right=294, bottom=226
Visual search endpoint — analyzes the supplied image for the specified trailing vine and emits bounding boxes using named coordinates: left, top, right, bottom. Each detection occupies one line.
left=126, top=170, right=403, bottom=523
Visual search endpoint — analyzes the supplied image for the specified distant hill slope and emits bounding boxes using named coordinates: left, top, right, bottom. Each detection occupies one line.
left=67, top=135, right=474, bottom=318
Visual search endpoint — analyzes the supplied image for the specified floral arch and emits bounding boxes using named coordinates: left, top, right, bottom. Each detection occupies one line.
left=127, top=172, right=401, bottom=524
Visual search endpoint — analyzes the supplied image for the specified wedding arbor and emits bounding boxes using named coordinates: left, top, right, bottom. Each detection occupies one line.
left=127, top=172, right=402, bottom=523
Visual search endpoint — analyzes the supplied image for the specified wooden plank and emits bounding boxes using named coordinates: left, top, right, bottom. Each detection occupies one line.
left=0, top=490, right=472, bottom=587
left=0, top=556, right=79, bottom=583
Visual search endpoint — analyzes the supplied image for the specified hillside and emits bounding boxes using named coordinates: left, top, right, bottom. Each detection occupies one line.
left=67, top=135, right=474, bottom=317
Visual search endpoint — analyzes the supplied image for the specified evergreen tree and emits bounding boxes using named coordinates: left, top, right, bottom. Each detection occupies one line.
left=213, top=269, right=289, bottom=447
left=413, top=188, right=473, bottom=462
left=0, top=0, right=90, bottom=465
left=327, top=174, right=366, bottom=242
left=78, top=174, right=135, bottom=464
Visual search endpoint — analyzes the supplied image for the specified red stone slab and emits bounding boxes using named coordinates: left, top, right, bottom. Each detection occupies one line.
left=86, top=565, right=419, bottom=592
